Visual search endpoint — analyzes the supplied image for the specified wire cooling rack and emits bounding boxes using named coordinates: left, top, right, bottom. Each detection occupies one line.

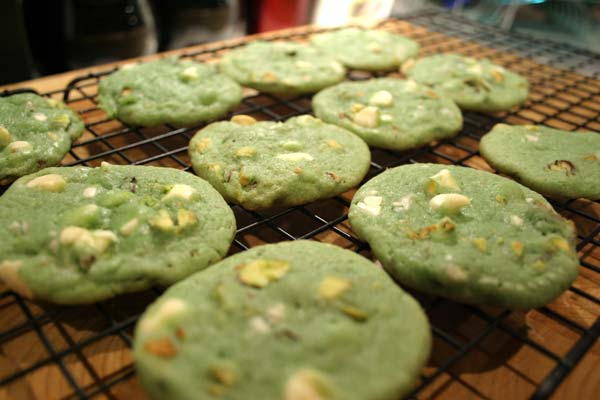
left=1, top=9, right=600, bottom=400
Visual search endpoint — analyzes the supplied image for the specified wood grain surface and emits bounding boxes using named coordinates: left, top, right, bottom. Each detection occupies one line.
left=1, top=18, right=600, bottom=400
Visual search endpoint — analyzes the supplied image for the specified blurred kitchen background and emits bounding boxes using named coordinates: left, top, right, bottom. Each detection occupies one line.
left=2, top=0, right=600, bottom=85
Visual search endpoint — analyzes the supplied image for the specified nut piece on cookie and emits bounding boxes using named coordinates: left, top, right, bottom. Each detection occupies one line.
left=284, top=369, right=335, bottom=400
left=319, top=277, right=352, bottom=300
left=237, top=259, right=290, bottom=288
left=0, top=126, right=11, bottom=148
left=26, top=174, right=66, bottom=192
left=231, top=115, right=257, bottom=126
left=352, top=106, right=379, bottom=128
left=429, top=193, right=471, bottom=214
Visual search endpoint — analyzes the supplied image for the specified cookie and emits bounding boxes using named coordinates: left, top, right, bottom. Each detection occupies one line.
left=480, top=124, right=600, bottom=200
left=134, top=240, right=431, bottom=400
left=311, top=27, right=419, bottom=71
left=0, top=93, right=84, bottom=184
left=348, top=164, right=579, bottom=309
left=404, top=54, right=529, bottom=112
left=219, top=41, right=346, bottom=94
left=97, top=57, right=242, bottom=126
left=312, top=78, right=463, bottom=150
left=189, top=115, right=371, bottom=210
left=0, top=164, right=236, bottom=304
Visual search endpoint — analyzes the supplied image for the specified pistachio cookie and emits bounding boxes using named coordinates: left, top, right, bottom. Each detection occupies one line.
left=0, top=164, right=235, bottom=304
left=349, top=164, right=579, bottom=309
left=480, top=124, right=600, bottom=200
left=404, top=54, right=529, bottom=112
left=98, top=57, right=242, bottom=126
left=312, top=78, right=462, bottom=150
left=134, top=240, right=431, bottom=400
left=311, top=28, right=419, bottom=71
left=0, top=93, right=84, bottom=184
left=219, top=41, right=346, bottom=94
left=189, top=115, right=371, bottom=210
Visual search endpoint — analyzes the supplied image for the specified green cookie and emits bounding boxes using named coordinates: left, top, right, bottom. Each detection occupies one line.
left=480, top=124, right=600, bottom=200
left=311, top=28, right=419, bottom=71
left=219, top=41, right=346, bottom=94
left=0, top=93, right=84, bottom=185
left=404, top=54, right=529, bottom=112
left=134, top=240, right=431, bottom=400
left=98, top=57, right=242, bottom=126
left=312, top=78, right=462, bottom=150
left=349, top=164, right=579, bottom=309
left=189, top=115, right=371, bottom=210
left=0, top=164, right=236, bottom=304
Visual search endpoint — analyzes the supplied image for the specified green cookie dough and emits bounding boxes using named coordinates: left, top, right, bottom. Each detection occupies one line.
left=97, top=57, right=242, bottom=126
left=349, top=164, right=579, bottom=309
left=480, top=124, right=600, bottom=200
left=0, top=164, right=236, bottom=304
left=311, top=28, right=419, bottom=71
left=312, top=78, right=463, bottom=150
left=134, top=240, right=431, bottom=400
left=0, top=93, right=84, bottom=184
left=189, top=115, right=371, bottom=210
left=219, top=41, right=346, bottom=94
left=404, top=54, right=529, bottom=112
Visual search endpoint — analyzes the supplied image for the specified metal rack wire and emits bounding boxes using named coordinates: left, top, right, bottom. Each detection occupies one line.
left=1, top=9, right=600, bottom=400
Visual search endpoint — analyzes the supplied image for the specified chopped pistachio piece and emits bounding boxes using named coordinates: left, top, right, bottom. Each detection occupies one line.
left=195, top=137, right=212, bottom=152
left=491, top=69, right=504, bottom=82
left=350, top=103, right=364, bottom=113
left=401, top=58, right=415, bottom=73
left=236, top=146, right=256, bottom=157
left=368, top=90, right=393, bottom=107
left=144, top=337, right=177, bottom=358
left=0, top=260, right=33, bottom=298
left=237, top=259, right=290, bottom=288
left=367, top=41, right=382, bottom=53
left=546, top=160, right=576, bottom=175
left=532, top=260, right=546, bottom=271
left=177, top=209, right=198, bottom=230
left=26, top=174, right=66, bottom=192
left=138, top=298, right=188, bottom=335
left=51, top=113, right=70, bottom=128
left=231, top=115, right=257, bottom=125
left=495, top=194, right=507, bottom=204
left=210, top=366, right=237, bottom=386
left=429, top=193, right=470, bottom=214
left=325, top=139, right=343, bottom=149
left=149, top=209, right=175, bottom=232
left=352, top=106, right=379, bottom=128
left=511, top=241, right=524, bottom=257
left=0, top=126, right=11, bottom=148
left=339, top=304, right=368, bottom=321
left=550, top=237, right=570, bottom=252
left=471, top=237, right=488, bottom=252
left=7, top=141, right=32, bottom=153
left=319, top=277, right=352, bottom=300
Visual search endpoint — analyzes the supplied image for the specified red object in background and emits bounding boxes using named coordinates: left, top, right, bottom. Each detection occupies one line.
left=256, top=0, right=311, bottom=32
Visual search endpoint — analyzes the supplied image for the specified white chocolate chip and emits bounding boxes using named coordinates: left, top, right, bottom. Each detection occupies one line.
left=467, top=64, right=483, bottom=74
left=276, top=152, right=314, bottom=162
left=26, top=174, right=66, bottom=192
left=526, top=197, right=534, bottom=204
left=429, top=193, right=470, bottom=214
left=525, top=134, right=539, bottom=142
left=403, top=80, right=417, bottom=92
left=120, top=218, right=140, bottom=236
left=295, top=60, right=313, bottom=69
left=163, top=184, right=196, bottom=202
left=138, top=298, right=188, bottom=335
left=33, top=112, right=47, bottom=121
left=121, top=63, right=137, bottom=70
left=392, top=194, right=413, bottom=211
left=266, top=303, right=286, bottom=324
left=369, top=90, right=393, bottom=107
left=100, top=161, right=112, bottom=167
left=0, top=126, right=11, bottom=147
left=479, top=276, right=499, bottom=286
left=510, top=215, right=523, bottom=226
left=447, top=265, right=468, bottom=282
left=7, top=141, right=33, bottom=153
left=352, top=106, right=379, bottom=128
left=83, top=187, right=97, bottom=198
left=250, top=316, right=271, bottom=335
left=181, top=66, right=199, bottom=80
left=295, top=115, right=317, bottom=125
left=0, top=260, right=34, bottom=298
left=380, top=114, right=393, bottom=122
left=367, top=42, right=382, bottom=53
left=285, top=370, right=333, bottom=400
left=59, top=226, right=89, bottom=245
left=357, top=195, right=383, bottom=216
left=330, top=61, right=344, bottom=74
left=92, top=230, right=118, bottom=253
left=428, top=169, right=461, bottom=193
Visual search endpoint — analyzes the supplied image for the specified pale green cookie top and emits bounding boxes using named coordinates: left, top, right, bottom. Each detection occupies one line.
left=311, top=28, right=419, bottom=71
left=0, top=164, right=236, bottom=304
left=312, top=78, right=463, bottom=150
left=189, top=115, right=371, bottom=210
left=480, top=124, right=600, bottom=200
left=134, top=240, right=431, bottom=400
left=219, top=41, right=346, bottom=94
left=348, top=164, right=579, bottom=309
left=97, top=57, right=242, bottom=126
left=0, top=93, right=84, bottom=184
left=404, top=54, right=529, bottom=112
